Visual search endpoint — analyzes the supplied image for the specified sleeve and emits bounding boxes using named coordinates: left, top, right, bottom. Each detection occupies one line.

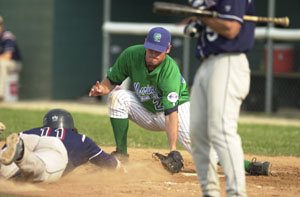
left=159, top=60, right=182, bottom=112
left=83, top=136, right=118, bottom=169
left=216, top=0, right=247, bottom=23
left=106, top=47, right=131, bottom=85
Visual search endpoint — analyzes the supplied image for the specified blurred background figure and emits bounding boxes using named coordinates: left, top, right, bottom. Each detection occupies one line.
left=0, top=15, right=22, bottom=101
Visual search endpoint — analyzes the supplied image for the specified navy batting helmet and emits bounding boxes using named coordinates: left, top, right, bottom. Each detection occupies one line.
left=43, top=108, right=75, bottom=129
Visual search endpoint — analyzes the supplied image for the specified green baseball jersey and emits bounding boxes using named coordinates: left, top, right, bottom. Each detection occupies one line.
left=107, top=45, right=189, bottom=113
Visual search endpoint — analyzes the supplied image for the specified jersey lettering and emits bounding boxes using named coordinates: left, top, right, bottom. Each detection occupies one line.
left=54, top=128, right=66, bottom=140
left=40, top=127, right=51, bottom=136
left=40, top=127, right=66, bottom=140
left=134, top=82, right=161, bottom=103
left=153, top=99, right=163, bottom=110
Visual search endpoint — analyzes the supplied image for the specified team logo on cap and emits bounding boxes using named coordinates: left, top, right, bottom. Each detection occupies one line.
left=153, top=33, right=162, bottom=42
left=52, top=115, right=58, bottom=122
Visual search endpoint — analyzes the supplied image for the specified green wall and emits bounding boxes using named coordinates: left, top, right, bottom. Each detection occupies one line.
left=0, top=0, right=54, bottom=99
left=0, top=0, right=101, bottom=100
left=52, top=0, right=102, bottom=99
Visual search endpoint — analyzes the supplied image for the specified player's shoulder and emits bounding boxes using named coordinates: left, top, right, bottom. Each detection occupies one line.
left=164, top=55, right=180, bottom=70
left=65, top=129, right=90, bottom=142
left=2, top=30, right=16, bottom=41
left=119, top=45, right=145, bottom=61
left=124, top=45, right=144, bottom=53
left=76, top=134, right=98, bottom=149
left=65, top=128, right=82, bottom=137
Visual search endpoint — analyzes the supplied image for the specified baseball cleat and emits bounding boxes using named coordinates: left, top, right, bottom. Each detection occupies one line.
left=0, top=133, right=23, bottom=165
left=248, top=157, right=271, bottom=176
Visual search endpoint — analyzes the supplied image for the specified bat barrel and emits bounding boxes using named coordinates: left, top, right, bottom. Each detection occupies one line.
left=279, top=17, right=290, bottom=27
left=153, top=2, right=290, bottom=27
left=243, top=15, right=290, bottom=27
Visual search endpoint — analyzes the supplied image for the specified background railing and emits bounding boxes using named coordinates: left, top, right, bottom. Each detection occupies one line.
left=102, top=21, right=300, bottom=113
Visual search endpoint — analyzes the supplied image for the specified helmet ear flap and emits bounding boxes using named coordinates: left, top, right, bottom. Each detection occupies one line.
left=43, top=109, right=75, bottom=130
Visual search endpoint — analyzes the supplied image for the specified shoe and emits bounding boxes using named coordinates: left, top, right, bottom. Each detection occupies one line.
left=111, top=147, right=129, bottom=163
left=248, top=157, right=271, bottom=176
left=0, top=133, right=23, bottom=165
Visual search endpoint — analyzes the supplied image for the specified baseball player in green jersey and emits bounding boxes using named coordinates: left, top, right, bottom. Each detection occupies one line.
left=89, top=27, right=190, bottom=167
left=89, top=27, right=270, bottom=175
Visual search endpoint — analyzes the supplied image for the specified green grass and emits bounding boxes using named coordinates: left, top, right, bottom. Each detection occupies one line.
left=239, top=124, right=300, bottom=156
left=0, top=108, right=170, bottom=149
left=0, top=108, right=300, bottom=157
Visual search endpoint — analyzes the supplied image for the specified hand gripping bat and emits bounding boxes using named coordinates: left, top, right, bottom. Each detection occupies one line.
left=153, top=2, right=290, bottom=27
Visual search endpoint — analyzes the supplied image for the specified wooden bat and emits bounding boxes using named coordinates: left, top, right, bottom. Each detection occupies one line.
left=153, top=2, right=290, bottom=27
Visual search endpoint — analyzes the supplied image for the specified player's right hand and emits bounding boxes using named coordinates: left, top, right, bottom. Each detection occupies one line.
left=89, top=81, right=105, bottom=96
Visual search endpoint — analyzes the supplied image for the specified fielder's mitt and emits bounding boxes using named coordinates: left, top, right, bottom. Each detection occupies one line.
left=153, top=151, right=184, bottom=173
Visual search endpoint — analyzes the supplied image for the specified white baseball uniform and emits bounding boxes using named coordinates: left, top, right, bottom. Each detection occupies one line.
left=188, top=0, right=255, bottom=196
left=108, top=89, right=192, bottom=153
left=190, top=53, right=250, bottom=196
left=0, top=134, right=68, bottom=182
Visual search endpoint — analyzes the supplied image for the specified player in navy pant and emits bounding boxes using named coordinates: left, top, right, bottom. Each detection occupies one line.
left=0, top=108, right=123, bottom=182
left=186, top=0, right=263, bottom=196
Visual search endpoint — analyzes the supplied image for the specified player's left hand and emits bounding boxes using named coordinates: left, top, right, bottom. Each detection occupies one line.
left=153, top=151, right=184, bottom=173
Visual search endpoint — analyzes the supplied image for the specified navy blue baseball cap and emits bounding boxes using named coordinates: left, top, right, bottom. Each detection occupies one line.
left=144, top=27, right=171, bottom=53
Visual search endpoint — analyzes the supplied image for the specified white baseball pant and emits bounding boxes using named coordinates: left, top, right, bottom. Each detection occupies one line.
left=0, top=134, right=68, bottom=182
left=190, top=53, right=250, bottom=197
left=108, top=89, right=191, bottom=153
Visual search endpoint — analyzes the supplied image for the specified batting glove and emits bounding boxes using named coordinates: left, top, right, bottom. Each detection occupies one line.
left=184, top=19, right=203, bottom=38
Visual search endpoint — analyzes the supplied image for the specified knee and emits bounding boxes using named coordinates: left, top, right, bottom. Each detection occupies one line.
left=190, top=121, right=202, bottom=139
left=108, top=90, right=129, bottom=107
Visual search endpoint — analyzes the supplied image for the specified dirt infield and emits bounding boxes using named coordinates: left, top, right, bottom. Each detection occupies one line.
left=1, top=101, right=300, bottom=196
left=0, top=146, right=299, bottom=196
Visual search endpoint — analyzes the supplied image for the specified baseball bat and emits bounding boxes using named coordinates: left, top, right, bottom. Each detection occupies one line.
left=153, top=2, right=290, bottom=27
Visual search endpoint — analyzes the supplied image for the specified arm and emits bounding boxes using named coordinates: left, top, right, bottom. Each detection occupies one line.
left=83, top=136, right=121, bottom=170
left=90, top=151, right=119, bottom=169
left=165, top=110, right=179, bottom=152
left=200, top=16, right=241, bottom=39
left=0, top=51, right=13, bottom=60
left=89, top=77, right=116, bottom=97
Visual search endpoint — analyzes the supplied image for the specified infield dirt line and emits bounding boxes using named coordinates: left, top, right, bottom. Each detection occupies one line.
left=1, top=100, right=300, bottom=126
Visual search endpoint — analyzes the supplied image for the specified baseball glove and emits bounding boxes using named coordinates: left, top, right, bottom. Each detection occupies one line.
left=153, top=151, right=184, bottom=173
